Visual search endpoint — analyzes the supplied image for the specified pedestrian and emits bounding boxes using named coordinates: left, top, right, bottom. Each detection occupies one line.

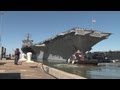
left=14, top=48, right=20, bottom=65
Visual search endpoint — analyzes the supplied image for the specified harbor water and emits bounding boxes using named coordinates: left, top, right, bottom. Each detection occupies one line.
left=38, top=60, right=120, bottom=79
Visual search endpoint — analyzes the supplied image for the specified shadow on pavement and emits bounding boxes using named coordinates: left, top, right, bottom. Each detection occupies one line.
left=30, top=66, right=38, bottom=68
left=0, top=62, right=6, bottom=65
left=0, top=73, right=21, bottom=79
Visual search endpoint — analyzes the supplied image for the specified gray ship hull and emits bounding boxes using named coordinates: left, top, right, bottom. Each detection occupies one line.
left=31, top=27, right=111, bottom=62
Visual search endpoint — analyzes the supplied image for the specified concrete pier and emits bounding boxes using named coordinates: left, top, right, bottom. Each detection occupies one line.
left=0, top=60, right=55, bottom=79
left=0, top=59, right=86, bottom=79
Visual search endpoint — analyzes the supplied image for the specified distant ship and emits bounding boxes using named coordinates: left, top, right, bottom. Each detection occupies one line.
left=21, top=27, right=111, bottom=62
left=21, top=34, right=34, bottom=54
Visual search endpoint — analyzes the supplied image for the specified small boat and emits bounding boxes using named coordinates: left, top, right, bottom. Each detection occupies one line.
left=69, top=58, right=112, bottom=65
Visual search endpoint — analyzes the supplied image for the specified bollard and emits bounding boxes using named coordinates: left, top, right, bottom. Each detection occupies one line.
left=26, top=52, right=34, bottom=63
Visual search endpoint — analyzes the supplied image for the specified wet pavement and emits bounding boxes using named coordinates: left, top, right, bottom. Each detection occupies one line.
left=0, top=59, right=56, bottom=79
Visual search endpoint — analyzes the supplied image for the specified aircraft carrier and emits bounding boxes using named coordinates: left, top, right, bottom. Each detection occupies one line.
left=21, top=27, right=111, bottom=62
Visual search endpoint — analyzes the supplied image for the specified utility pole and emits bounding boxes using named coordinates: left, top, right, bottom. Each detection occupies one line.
left=0, top=11, right=4, bottom=60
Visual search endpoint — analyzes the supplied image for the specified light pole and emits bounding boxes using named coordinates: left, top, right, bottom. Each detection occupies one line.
left=0, top=11, right=4, bottom=60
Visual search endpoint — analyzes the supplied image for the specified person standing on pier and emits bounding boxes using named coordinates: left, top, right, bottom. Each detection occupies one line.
left=14, top=48, right=20, bottom=65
